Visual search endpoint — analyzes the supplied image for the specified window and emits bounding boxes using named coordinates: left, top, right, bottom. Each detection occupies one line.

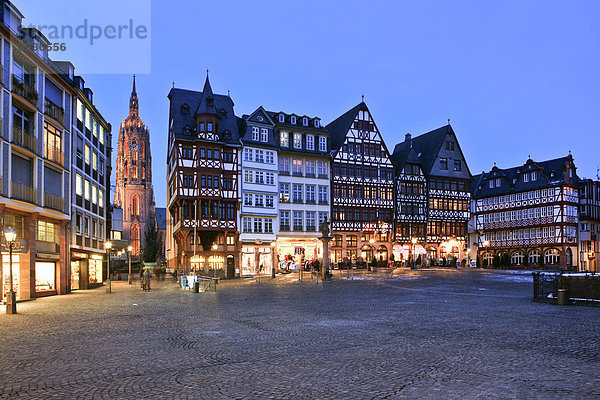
left=76, top=174, right=83, bottom=196
left=531, top=171, right=537, bottom=181
left=279, top=114, right=285, bottom=123
left=261, top=128, right=268, bottom=142
left=77, top=99, right=84, bottom=123
left=511, top=251, right=524, bottom=265
left=75, top=213, right=82, bottom=234
left=243, top=217, right=252, bottom=233
left=292, top=159, right=303, bottom=175
left=266, top=196, right=274, bottom=208
left=255, top=150, right=264, bottom=163
left=37, top=221, right=58, bottom=243
left=440, top=158, right=448, bottom=170
left=264, top=219, right=273, bottom=233
left=529, top=250, right=540, bottom=264
left=280, top=211, right=290, bottom=230
left=44, top=122, right=62, bottom=163
left=280, top=183, right=290, bottom=203
left=306, top=212, right=316, bottom=231
left=318, top=161, right=328, bottom=177
left=280, top=131, right=289, bottom=147
left=293, top=184, right=303, bottom=203
left=252, top=127, right=259, bottom=141
left=496, top=178, right=501, bottom=187
left=266, top=151, right=274, bottom=164
left=99, top=189, right=104, bottom=207
left=84, top=180, right=90, bottom=200
left=85, top=144, right=90, bottom=164
left=293, top=133, right=302, bottom=149
left=291, top=116, right=297, bottom=124
left=319, top=136, right=327, bottom=152
left=266, top=172, right=275, bottom=185
left=253, top=218, right=263, bottom=233
left=544, top=249, right=560, bottom=265
left=244, top=148, right=253, bottom=161
left=293, top=211, right=303, bottom=230
left=306, top=185, right=316, bottom=203
left=279, top=157, right=290, bottom=173
left=255, top=195, right=264, bottom=207
left=92, top=185, right=97, bottom=205
left=524, top=173, right=529, bottom=182
left=255, top=171, right=265, bottom=184
left=489, top=180, right=494, bottom=189
left=244, top=193, right=253, bottom=206
left=453, top=160, right=461, bottom=172
left=318, top=186, right=328, bottom=204
left=302, top=117, right=308, bottom=126
left=244, top=170, right=253, bottom=183
left=347, top=235, right=357, bottom=247
left=314, top=120, right=320, bottom=128
left=306, top=135, right=314, bottom=150
left=306, top=160, right=316, bottom=176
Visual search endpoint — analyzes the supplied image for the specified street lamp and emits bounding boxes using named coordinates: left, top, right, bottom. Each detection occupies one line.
left=212, top=243, right=218, bottom=279
left=127, top=245, right=133, bottom=284
left=271, top=241, right=276, bottom=279
left=104, top=241, right=112, bottom=293
left=3, top=226, right=17, bottom=314
left=411, top=237, right=418, bottom=269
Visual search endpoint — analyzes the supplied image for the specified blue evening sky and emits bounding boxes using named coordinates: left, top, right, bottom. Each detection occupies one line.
left=18, top=0, right=600, bottom=207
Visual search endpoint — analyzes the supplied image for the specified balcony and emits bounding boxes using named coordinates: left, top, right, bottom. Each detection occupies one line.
left=44, top=98, right=65, bottom=125
left=44, top=192, right=64, bottom=212
left=12, top=75, right=38, bottom=105
left=45, top=146, right=64, bottom=165
left=12, top=126, right=38, bottom=153
left=11, top=181, right=37, bottom=204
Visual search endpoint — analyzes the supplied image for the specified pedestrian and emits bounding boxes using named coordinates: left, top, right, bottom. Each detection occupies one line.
left=140, top=267, right=145, bottom=290
left=143, top=268, right=151, bottom=291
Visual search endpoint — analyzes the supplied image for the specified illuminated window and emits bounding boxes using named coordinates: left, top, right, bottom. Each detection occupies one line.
left=37, top=221, right=58, bottom=243
left=76, top=174, right=83, bottom=196
left=280, top=131, right=289, bottom=147
left=293, top=133, right=302, bottom=149
left=84, top=179, right=90, bottom=200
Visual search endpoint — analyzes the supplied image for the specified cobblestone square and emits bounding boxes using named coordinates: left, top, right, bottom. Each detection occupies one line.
left=1, top=269, right=599, bottom=399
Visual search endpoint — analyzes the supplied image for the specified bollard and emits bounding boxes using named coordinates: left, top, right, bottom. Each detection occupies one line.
left=557, top=288, right=569, bottom=306
left=193, top=281, right=200, bottom=293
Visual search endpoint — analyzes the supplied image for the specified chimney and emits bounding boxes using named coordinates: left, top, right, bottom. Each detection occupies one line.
left=405, top=133, right=411, bottom=142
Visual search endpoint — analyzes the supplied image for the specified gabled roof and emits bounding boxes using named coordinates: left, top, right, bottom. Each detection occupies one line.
left=393, top=125, right=451, bottom=175
left=194, top=76, right=217, bottom=116
left=472, top=155, right=578, bottom=198
left=326, top=102, right=365, bottom=152
left=240, top=106, right=279, bottom=149
left=391, top=145, right=421, bottom=174
left=168, top=86, right=240, bottom=145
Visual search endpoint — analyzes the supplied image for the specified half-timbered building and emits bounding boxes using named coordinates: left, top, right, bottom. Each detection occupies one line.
left=166, top=77, right=241, bottom=278
left=391, top=135, right=427, bottom=265
left=471, top=155, right=579, bottom=270
left=327, top=102, right=394, bottom=267
left=393, top=124, right=472, bottom=265
left=239, top=107, right=278, bottom=276
left=271, top=110, right=330, bottom=268
left=578, top=179, right=600, bottom=272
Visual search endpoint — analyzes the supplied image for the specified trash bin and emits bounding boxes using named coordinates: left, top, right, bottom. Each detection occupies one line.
left=193, top=281, right=200, bottom=293
left=557, top=288, right=569, bottom=305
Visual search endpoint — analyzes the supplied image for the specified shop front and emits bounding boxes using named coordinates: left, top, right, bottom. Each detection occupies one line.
left=35, top=253, right=60, bottom=297
left=241, top=244, right=274, bottom=276
left=275, top=239, right=323, bottom=271
left=70, top=251, right=105, bottom=290
left=392, top=244, right=426, bottom=267
left=1, top=253, right=20, bottom=301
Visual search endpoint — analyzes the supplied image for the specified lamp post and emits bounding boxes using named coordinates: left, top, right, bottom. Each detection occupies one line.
left=212, top=243, right=218, bottom=279
left=271, top=241, right=276, bottom=279
left=411, top=237, right=418, bottom=269
left=104, top=241, right=112, bottom=293
left=3, top=226, right=17, bottom=314
left=127, top=245, right=133, bottom=284
left=482, top=240, right=489, bottom=268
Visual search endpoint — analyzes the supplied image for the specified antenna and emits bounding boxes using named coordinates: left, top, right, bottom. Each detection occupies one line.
left=172, top=81, right=175, bottom=88
left=228, top=89, right=231, bottom=97
left=597, top=167, right=599, bottom=181
left=447, top=118, right=450, bottom=125
left=361, top=94, right=364, bottom=103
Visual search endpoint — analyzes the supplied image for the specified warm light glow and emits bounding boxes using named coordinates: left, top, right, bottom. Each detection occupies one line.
left=191, top=255, right=201, bottom=263
left=104, top=241, right=112, bottom=250
left=270, top=241, right=276, bottom=247
left=369, top=238, right=375, bottom=244
left=411, top=238, right=417, bottom=244
left=212, top=244, right=218, bottom=251
left=127, top=245, right=133, bottom=252
left=483, top=240, right=489, bottom=247
left=3, top=226, right=17, bottom=243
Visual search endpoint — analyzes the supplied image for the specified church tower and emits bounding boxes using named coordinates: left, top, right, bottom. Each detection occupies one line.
left=114, top=76, right=156, bottom=256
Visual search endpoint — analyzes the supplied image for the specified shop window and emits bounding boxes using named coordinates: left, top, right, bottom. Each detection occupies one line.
left=2, top=254, right=20, bottom=299
left=35, top=262, right=56, bottom=291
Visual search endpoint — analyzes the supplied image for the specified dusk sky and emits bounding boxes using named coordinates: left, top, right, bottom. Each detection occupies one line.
left=18, top=0, right=600, bottom=207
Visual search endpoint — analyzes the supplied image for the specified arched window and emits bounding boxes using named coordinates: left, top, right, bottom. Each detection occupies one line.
left=131, top=193, right=140, bottom=219
left=511, top=251, right=524, bottom=265
left=131, top=224, right=140, bottom=256
left=377, top=245, right=388, bottom=262
left=483, top=252, right=493, bottom=266
left=361, top=245, right=373, bottom=262
left=544, top=249, right=560, bottom=265
left=528, top=250, right=540, bottom=265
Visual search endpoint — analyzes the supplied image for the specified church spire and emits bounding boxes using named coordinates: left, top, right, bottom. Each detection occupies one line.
left=129, top=74, right=139, bottom=118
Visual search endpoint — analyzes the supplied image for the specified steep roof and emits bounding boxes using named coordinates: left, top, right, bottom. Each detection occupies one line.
left=393, top=125, right=451, bottom=175
left=194, top=76, right=217, bottom=116
left=472, top=155, right=578, bottom=198
left=325, top=102, right=365, bottom=152
left=391, top=145, right=422, bottom=174
left=168, top=86, right=241, bottom=145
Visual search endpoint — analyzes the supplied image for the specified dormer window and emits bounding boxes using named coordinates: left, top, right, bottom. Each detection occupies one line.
left=524, top=173, right=529, bottom=182
left=223, top=130, right=231, bottom=139
left=257, top=115, right=264, bottom=122
left=293, top=133, right=302, bottom=149
left=181, top=104, right=190, bottom=114
left=260, top=128, right=268, bottom=142
left=314, top=120, right=320, bottom=128
left=206, top=97, right=214, bottom=107
left=291, top=116, right=297, bottom=124
left=183, top=125, right=191, bottom=134
left=252, top=127, right=259, bottom=141
left=207, top=122, right=213, bottom=132
left=279, top=114, right=285, bottom=123
left=219, top=108, right=227, bottom=118
left=199, top=122, right=205, bottom=132
left=531, top=171, right=537, bottom=181
left=302, top=117, right=308, bottom=126
left=489, top=180, right=494, bottom=189
left=496, top=178, right=501, bottom=187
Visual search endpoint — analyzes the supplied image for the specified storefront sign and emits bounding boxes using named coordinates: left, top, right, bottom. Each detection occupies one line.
left=37, top=252, right=60, bottom=260
left=72, top=252, right=88, bottom=259
left=91, top=254, right=104, bottom=260
left=1, top=239, right=27, bottom=254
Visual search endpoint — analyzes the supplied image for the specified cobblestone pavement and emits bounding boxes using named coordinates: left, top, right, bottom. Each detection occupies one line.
left=1, top=269, right=599, bottom=399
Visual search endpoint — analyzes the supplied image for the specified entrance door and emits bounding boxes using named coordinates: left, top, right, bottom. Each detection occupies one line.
left=566, top=248, right=573, bottom=271
left=2, top=254, right=20, bottom=300
left=226, top=255, right=235, bottom=279
left=71, top=261, right=80, bottom=290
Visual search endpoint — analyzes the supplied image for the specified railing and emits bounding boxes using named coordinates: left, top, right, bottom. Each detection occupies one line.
left=533, top=272, right=600, bottom=303
left=45, top=146, right=64, bottom=165
left=12, top=74, right=38, bottom=105
left=44, top=98, right=65, bottom=125
left=12, top=126, right=38, bottom=153
left=11, top=181, right=37, bottom=204
left=44, top=192, right=64, bottom=212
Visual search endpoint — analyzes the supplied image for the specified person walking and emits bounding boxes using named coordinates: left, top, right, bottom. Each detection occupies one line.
left=143, top=268, right=151, bottom=291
